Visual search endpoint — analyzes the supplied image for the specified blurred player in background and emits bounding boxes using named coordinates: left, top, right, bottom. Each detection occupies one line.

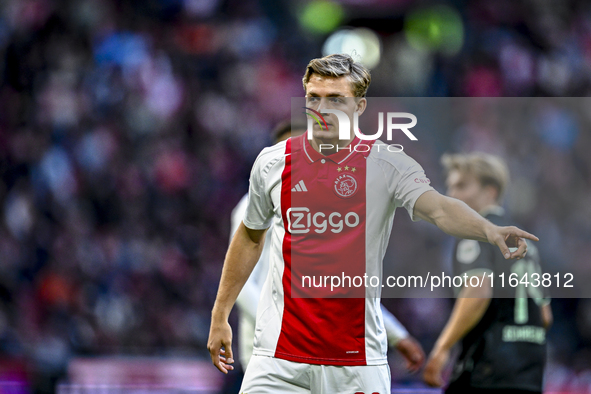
left=232, top=121, right=425, bottom=374
left=424, top=153, right=553, bottom=394
left=208, top=54, right=538, bottom=393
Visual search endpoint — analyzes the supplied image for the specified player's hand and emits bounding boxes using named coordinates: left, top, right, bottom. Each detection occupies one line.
left=395, top=337, right=425, bottom=372
left=486, top=225, right=539, bottom=260
left=423, top=347, right=449, bottom=387
left=207, top=319, right=234, bottom=374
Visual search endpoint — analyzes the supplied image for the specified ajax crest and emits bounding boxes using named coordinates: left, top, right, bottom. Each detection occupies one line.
left=334, top=174, right=358, bottom=198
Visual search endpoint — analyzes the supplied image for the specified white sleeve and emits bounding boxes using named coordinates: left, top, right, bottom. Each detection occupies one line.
left=243, top=150, right=275, bottom=230
left=380, top=304, right=409, bottom=346
left=389, top=155, right=434, bottom=221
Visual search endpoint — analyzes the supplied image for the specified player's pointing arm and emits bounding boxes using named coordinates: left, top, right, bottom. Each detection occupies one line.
left=413, top=190, right=538, bottom=259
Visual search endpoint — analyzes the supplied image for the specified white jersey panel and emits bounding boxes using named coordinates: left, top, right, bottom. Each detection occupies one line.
left=232, top=194, right=271, bottom=367
left=243, top=140, right=289, bottom=359
left=243, top=141, right=288, bottom=231
left=253, top=218, right=286, bottom=358
left=363, top=141, right=434, bottom=363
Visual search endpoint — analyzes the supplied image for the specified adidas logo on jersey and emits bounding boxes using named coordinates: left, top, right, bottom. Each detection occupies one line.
left=291, top=180, right=308, bottom=192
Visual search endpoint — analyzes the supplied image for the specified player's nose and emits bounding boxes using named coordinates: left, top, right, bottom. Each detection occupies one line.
left=317, top=98, right=329, bottom=110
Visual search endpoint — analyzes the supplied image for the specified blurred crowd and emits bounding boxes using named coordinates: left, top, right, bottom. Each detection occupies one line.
left=0, top=0, right=591, bottom=393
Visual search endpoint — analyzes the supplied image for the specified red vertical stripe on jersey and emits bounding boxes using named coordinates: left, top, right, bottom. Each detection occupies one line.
left=275, top=135, right=367, bottom=366
left=279, top=136, right=292, bottom=308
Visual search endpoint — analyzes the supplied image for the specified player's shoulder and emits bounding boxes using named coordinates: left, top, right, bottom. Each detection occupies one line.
left=368, top=140, right=424, bottom=174
left=252, top=139, right=289, bottom=176
left=256, top=139, right=288, bottom=162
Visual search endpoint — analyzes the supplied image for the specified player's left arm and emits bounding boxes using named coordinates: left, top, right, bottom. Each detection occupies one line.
left=381, top=305, right=425, bottom=372
left=413, top=190, right=538, bottom=259
left=423, top=274, right=492, bottom=387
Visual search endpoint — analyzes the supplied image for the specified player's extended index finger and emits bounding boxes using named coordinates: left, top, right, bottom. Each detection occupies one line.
left=511, top=227, right=539, bottom=242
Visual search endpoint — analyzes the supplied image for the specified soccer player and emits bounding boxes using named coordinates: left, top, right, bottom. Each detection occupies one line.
left=423, top=153, right=553, bottom=393
left=233, top=121, right=425, bottom=373
left=208, top=54, right=538, bottom=393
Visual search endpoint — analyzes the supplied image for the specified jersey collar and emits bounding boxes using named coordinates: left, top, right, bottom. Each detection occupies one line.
left=302, top=134, right=373, bottom=165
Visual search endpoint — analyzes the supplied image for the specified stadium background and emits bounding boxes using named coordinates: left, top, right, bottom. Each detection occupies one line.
left=0, top=0, right=590, bottom=392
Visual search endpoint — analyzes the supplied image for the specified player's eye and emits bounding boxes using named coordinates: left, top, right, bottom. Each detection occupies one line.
left=307, top=97, right=319, bottom=102
left=329, top=97, right=343, bottom=103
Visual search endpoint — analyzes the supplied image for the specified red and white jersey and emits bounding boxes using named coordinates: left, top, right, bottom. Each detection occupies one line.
left=243, top=134, right=433, bottom=366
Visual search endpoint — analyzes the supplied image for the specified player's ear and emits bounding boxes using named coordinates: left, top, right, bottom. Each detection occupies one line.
left=355, top=97, right=367, bottom=116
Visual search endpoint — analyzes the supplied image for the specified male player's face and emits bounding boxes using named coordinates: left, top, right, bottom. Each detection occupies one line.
left=446, top=170, right=491, bottom=213
left=304, top=74, right=365, bottom=144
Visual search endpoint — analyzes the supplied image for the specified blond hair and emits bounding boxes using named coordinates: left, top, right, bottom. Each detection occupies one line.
left=441, top=152, right=510, bottom=202
left=302, top=54, right=371, bottom=97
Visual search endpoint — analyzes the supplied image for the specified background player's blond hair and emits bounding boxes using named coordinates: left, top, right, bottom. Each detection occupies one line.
left=441, top=152, right=510, bottom=203
left=302, top=54, right=371, bottom=97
